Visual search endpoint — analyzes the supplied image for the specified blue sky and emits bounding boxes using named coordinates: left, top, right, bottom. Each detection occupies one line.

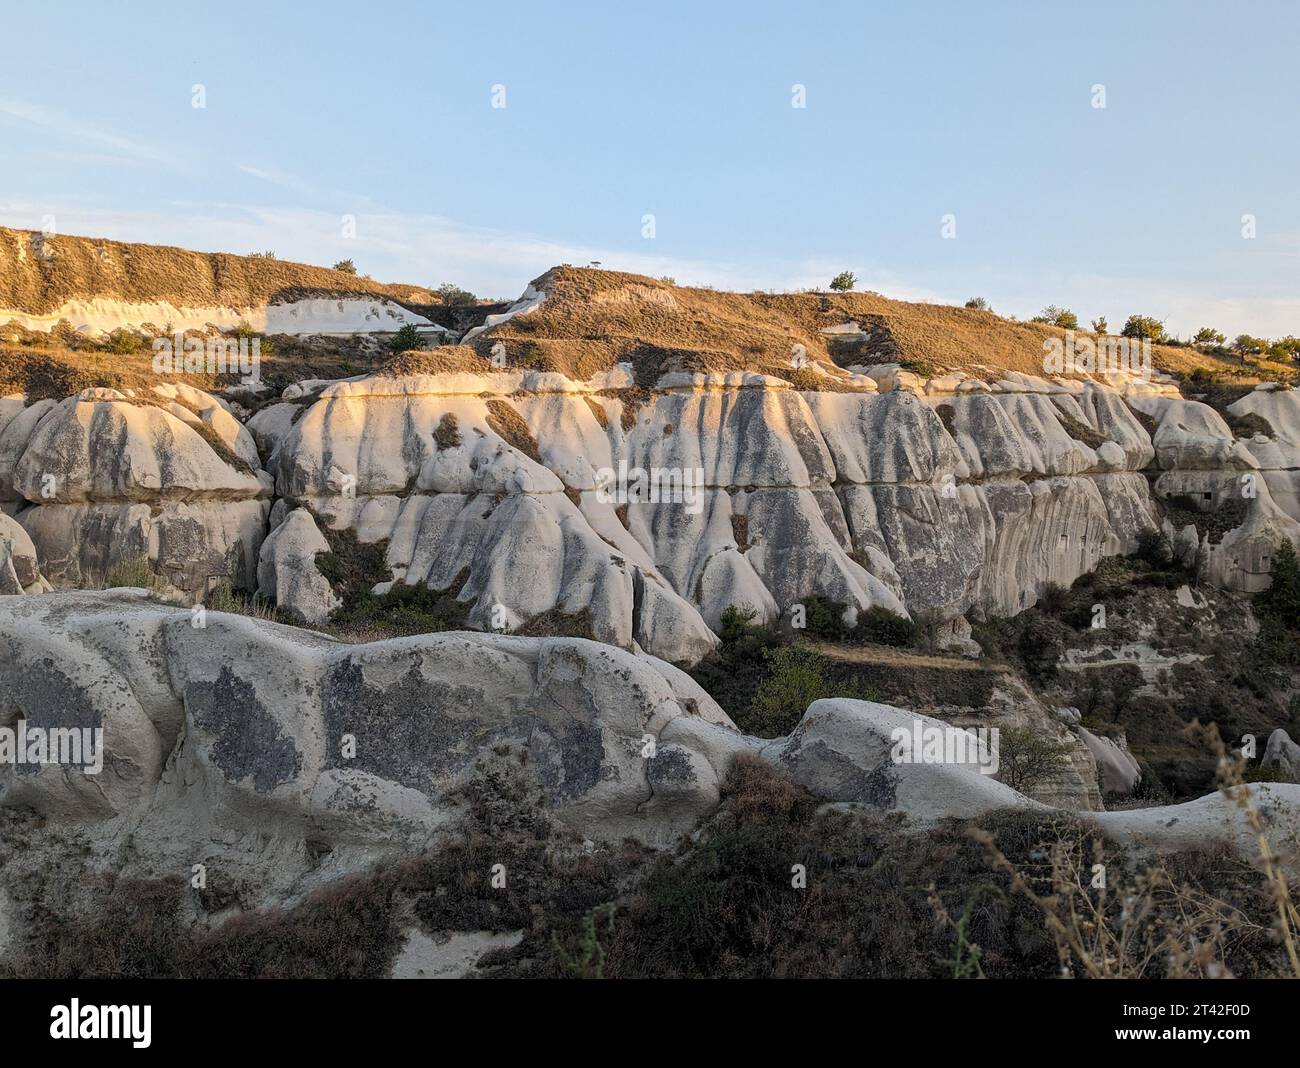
left=1, top=0, right=1297, bottom=337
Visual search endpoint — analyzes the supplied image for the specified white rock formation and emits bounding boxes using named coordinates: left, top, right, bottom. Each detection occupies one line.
left=3, top=592, right=1294, bottom=883
left=4, top=387, right=271, bottom=594
left=1261, top=728, right=1300, bottom=782
left=1079, top=727, right=1142, bottom=796
left=0, top=296, right=445, bottom=339
left=256, top=508, right=340, bottom=623
left=1092, top=784, right=1300, bottom=864
left=1, top=353, right=1299, bottom=661
left=0, top=512, right=46, bottom=594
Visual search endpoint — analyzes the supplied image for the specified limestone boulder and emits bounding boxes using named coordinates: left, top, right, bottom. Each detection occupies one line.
left=1079, top=727, right=1142, bottom=796
left=1261, top=728, right=1300, bottom=782
left=0, top=512, right=45, bottom=594
left=256, top=508, right=340, bottom=624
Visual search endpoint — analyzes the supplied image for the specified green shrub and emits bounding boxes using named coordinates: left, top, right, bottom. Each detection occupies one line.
left=1036, top=582, right=1070, bottom=615
left=856, top=605, right=918, bottom=646
left=829, top=271, right=856, bottom=292
left=436, top=283, right=477, bottom=306
left=1135, top=527, right=1175, bottom=569
left=1256, top=540, right=1300, bottom=629
left=749, top=646, right=832, bottom=735
left=1121, top=315, right=1166, bottom=342
left=389, top=323, right=425, bottom=353
left=689, top=606, right=782, bottom=722
left=106, top=330, right=143, bottom=354
left=747, top=645, right=876, bottom=737
left=104, top=555, right=158, bottom=590
left=1032, top=306, right=1078, bottom=330
left=995, top=726, right=1072, bottom=794
left=332, top=259, right=357, bottom=274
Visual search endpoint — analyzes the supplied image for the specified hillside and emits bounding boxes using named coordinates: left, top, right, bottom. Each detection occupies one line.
left=2, top=228, right=1300, bottom=983
left=3, top=229, right=1295, bottom=385
left=0, top=226, right=434, bottom=317
left=469, top=265, right=1298, bottom=385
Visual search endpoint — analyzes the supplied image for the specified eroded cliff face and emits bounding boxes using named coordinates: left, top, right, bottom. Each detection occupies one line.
left=2, top=358, right=1299, bottom=666
left=4, top=256, right=1300, bottom=945
left=3, top=592, right=1297, bottom=915
left=0, top=226, right=445, bottom=339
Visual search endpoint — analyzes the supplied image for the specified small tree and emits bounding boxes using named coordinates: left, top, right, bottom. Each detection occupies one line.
left=248, top=250, right=277, bottom=260
left=1192, top=327, right=1225, bottom=347
left=1269, top=336, right=1300, bottom=361
left=1090, top=316, right=1108, bottom=335
left=1032, top=305, right=1078, bottom=330
left=1258, top=540, right=1300, bottom=630
left=1121, top=315, right=1165, bottom=342
left=333, top=259, right=357, bottom=275
left=965, top=297, right=990, bottom=311
left=1233, top=334, right=1265, bottom=356
left=1135, top=527, right=1175, bottom=570
left=436, top=283, right=477, bottom=306
left=750, top=646, right=829, bottom=736
left=829, top=271, right=857, bottom=292
left=106, top=329, right=143, bottom=354
left=997, top=726, right=1072, bottom=794
left=389, top=323, right=425, bottom=353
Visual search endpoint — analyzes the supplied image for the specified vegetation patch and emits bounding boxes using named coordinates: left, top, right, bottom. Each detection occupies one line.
left=1162, top=494, right=1248, bottom=545
left=313, top=524, right=474, bottom=639
left=688, top=602, right=990, bottom=735
left=524, top=759, right=1292, bottom=979
left=1053, top=410, right=1106, bottom=449
left=485, top=399, right=543, bottom=464
left=433, top=412, right=462, bottom=450
left=513, top=607, right=597, bottom=641
left=730, top=513, right=749, bottom=552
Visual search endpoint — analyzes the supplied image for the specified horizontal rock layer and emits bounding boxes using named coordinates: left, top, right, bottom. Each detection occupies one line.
left=4, top=366, right=1300, bottom=662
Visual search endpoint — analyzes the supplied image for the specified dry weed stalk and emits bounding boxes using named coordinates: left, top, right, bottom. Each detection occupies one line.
left=1188, top=722, right=1300, bottom=977
left=965, top=723, right=1299, bottom=978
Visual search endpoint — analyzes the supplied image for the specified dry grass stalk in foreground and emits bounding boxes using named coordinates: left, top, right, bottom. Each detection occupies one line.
left=1189, top=722, right=1300, bottom=976
left=966, top=723, right=1298, bottom=979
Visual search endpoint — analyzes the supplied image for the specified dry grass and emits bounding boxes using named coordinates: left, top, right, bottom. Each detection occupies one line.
left=0, top=344, right=223, bottom=399
left=969, top=723, right=1300, bottom=979
left=379, top=344, right=495, bottom=377
left=9, top=232, right=1291, bottom=388
left=477, top=265, right=1295, bottom=385
left=484, top=399, right=543, bottom=464
left=0, top=332, right=398, bottom=402
left=0, top=226, right=430, bottom=316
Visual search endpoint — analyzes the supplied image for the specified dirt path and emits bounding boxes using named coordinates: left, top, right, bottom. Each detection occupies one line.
left=804, top=639, right=1010, bottom=674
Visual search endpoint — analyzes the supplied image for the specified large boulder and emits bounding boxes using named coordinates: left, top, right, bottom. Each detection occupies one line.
left=1079, top=726, right=1142, bottom=796
left=7, top=388, right=271, bottom=594
left=1261, top=728, right=1300, bottom=782
left=0, top=512, right=45, bottom=594
left=256, top=508, right=339, bottom=623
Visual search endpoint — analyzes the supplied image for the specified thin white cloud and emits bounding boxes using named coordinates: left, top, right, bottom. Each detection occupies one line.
left=0, top=97, right=179, bottom=169
left=237, top=165, right=317, bottom=195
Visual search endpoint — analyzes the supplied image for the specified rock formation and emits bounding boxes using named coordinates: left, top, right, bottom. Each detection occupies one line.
left=3, top=592, right=1296, bottom=900
left=6, top=356, right=1297, bottom=666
